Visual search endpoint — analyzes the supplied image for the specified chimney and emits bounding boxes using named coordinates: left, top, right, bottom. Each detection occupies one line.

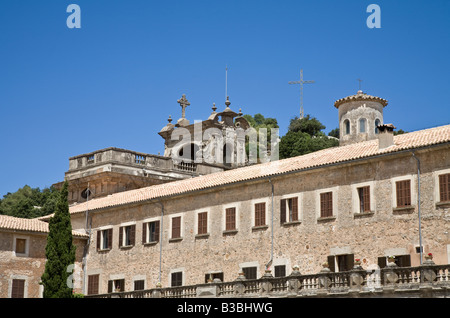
left=377, top=124, right=396, bottom=149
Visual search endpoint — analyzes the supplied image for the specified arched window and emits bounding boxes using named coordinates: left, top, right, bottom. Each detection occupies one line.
left=359, top=118, right=366, bottom=133
left=375, top=119, right=381, bottom=134
left=178, top=143, right=199, bottom=161
left=344, top=119, right=350, bottom=135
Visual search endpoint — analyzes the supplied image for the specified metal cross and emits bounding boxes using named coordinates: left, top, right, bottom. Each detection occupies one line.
left=177, top=94, right=190, bottom=119
left=289, top=69, right=315, bottom=118
left=357, top=78, right=363, bottom=91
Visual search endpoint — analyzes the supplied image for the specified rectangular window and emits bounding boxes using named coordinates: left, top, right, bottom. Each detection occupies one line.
left=274, top=265, right=286, bottom=278
left=134, top=280, right=145, bottom=291
left=320, top=192, right=333, bottom=217
left=119, top=225, right=135, bottom=247
left=242, top=267, right=257, bottom=280
left=205, top=272, right=224, bottom=283
left=439, top=173, right=450, bottom=202
left=254, top=203, right=266, bottom=227
left=225, top=207, right=236, bottom=231
left=11, top=279, right=25, bottom=298
left=143, top=221, right=160, bottom=243
left=87, top=274, right=99, bottom=295
left=396, top=180, right=411, bottom=207
left=108, top=279, right=125, bottom=293
left=280, top=197, right=298, bottom=224
left=327, top=254, right=354, bottom=272
left=197, top=212, right=208, bottom=235
left=377, top=255, right=411, bottom=268
left=15, top=238, right=27, bottom=254
left=357, top=186, right=371, bottom=213
left=172, top=216, right=181, bottom=239
left=97, top=228, right=112, bottom=250
left=171, top=272, right=183, bottom=287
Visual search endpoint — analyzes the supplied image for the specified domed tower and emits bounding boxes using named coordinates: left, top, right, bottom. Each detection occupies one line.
left=334, top=90, right=388, bottom=146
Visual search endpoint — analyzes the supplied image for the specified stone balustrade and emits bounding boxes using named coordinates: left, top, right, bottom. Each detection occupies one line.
left=86, top=262, right=450, bottom=298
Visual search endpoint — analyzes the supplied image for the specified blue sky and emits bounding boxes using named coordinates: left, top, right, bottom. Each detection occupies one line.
left=0, top=0, right=449, bottom=197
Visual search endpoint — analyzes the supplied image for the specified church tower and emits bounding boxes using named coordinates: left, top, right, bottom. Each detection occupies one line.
left=158, top=94, right=251, bottom=168
left=334, top=90, right=388, bottom=146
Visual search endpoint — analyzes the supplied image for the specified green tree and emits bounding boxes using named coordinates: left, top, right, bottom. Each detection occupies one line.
left=243, top=113, right=280, bottom=162
left=41, top=181, right=76, bottom=298
left=279, top=115, right=338, bottom=159
left=0, top=185, right=59, bottom=218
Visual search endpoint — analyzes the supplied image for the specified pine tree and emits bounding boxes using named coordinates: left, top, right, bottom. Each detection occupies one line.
left=41, top=181, right=76, bottom=298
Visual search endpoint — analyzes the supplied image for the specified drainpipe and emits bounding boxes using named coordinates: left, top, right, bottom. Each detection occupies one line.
left=82, top=183, right=92, bottom=295
left=157, top=200, right=164, bottom=286
left=265, top=177, right=274, bottom=271
left=412, top=151, right=423, bottom=265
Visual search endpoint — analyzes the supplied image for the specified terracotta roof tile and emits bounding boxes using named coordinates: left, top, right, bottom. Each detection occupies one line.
left=0, top=214, right=88, bottom=238
left=46, top=124, right=450, bottom=217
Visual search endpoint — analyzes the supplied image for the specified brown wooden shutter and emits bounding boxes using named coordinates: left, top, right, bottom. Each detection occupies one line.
left=359, top=186, right=370, bottom=212
left=119, top=226, right=123, bottom=248
left=255, top=203, right=265, bottom=226
left=108, top=280, right=113, bottom=293
left=88, top=274, right=99, bottom=295
left=396, top=180, right=411, bottom=207
left=321, top=192, right=333, bottom=217
left=439, top=173, right=450, bottom=202
left=130, top=225, right=135, bottom=246
left=172, top=216, right=181, bottom=238
left=11, top=279, right=25, bottom=298
left=97, top=230, right=101, bottom=250
left=280, top=199, right=286, bottom=224
left=107, top=228, right=113, bottom=249
left=225, top=207, right=236, bottom=231
left=198, top=212, right=207, bottom=234
left=142, top=223, right=147, bottom=244
left=154, top=220, right=160, bottom=242
left=363, top=187, right=370, bottom=212
left=327, top=256, right=335, bottom=272
left=292, top=197, right=298, bottom=221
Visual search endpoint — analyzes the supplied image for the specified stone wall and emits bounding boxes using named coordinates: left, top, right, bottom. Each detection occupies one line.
left=0, top=231, right=86, bottom=298
left=76, top=145, right=450, bottom=294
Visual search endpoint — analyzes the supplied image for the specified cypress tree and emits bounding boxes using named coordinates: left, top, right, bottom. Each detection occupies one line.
left=41, top=181, right=76, bottom=298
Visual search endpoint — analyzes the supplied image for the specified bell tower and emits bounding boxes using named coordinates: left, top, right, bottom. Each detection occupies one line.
left=334, top=90, right=388, bottom=146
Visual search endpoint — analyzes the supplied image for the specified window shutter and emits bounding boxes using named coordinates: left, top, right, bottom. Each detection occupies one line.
left=345, top=254, right=354, bottom=271
left=108, top=280, right=113, bottom=293
left=255, top=203, right=265, bottom=226
left=327, top=255, right=335, bottom=272
left=11, top=279, right=25, bottom=298
left=172, top=217, right=181, bottom=238
left=107, top=228, right=113, bottom=249
left=119, top=226, right=123, bottom=248
left=142, top=223, right=147, bottom=244
left=130, top=225, right=135, bottom=246
left=321, top=192, right=333, bottom=217
left=440, top=174, right=450, bottom=202
left=154, top=220, right=160, bottom=242
left=363, top=187, right=370, bottom=212
left=97, top=231, right=101, bottom=250
left=396, top=180, right=411, bottom=207
left=280, top=199, right=286, bottom=224
left=292, top=197, right=298, bottom=221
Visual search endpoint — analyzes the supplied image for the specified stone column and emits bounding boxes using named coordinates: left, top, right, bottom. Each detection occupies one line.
left=288, top=265, right=302, bottom=295
left=349, top=261, right=365, bottom=292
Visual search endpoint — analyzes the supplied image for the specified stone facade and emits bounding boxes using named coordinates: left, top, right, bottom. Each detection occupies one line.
left=0, top=228, right=86, bottom=298
left=72, top=141, right=450, bottom=294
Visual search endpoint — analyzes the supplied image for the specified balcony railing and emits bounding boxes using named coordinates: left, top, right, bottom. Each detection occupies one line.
left=86, top=261, right=450, bottom=298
